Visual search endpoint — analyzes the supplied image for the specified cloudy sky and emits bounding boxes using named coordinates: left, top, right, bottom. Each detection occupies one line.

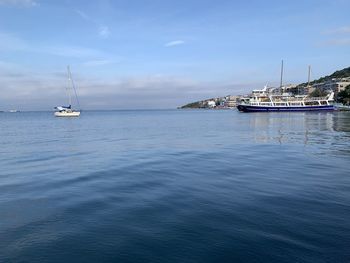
left=0, top=0, right=349, bottom=110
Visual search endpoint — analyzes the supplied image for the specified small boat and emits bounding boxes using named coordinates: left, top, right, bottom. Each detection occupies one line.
left=55, top=66, right=81, bottom=117
left=237, top=62, right=335, bottom=112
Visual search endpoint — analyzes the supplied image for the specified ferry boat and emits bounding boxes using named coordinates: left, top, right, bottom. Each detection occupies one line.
left=237, top=91, right=335, bottom=112
left=237, top=61, right=335, bottom=112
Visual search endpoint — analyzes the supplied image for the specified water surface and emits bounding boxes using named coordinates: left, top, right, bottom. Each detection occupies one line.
left=1, top=110, right=350, bottom=262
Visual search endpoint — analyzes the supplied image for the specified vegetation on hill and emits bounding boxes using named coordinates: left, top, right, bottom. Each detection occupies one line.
left=309, top=88, right=328, bottom=97
left=337, top=84, right=350, bottom=105
left=299, top=66, right=350, bottom=87
left=180, top=101, right=205, bottom=109
left=180, top=97, right=224, bottom=109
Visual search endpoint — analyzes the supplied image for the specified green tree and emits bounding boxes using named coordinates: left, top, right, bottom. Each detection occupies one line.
left=337, top=85, right=350, bottom=105
left=309, top=88, right=328, bottom=97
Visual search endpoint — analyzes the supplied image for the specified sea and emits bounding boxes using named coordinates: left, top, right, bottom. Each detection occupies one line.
left=0, top=110, right=350, bottom=263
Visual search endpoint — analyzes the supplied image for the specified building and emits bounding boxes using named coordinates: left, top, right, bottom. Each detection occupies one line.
left=283, top=84, right=308, bottom=95
left=312, top=77, right=350, bottom=93
left=225, top=95, right=240, bottom=108
left=207, top=100, right=216, bottom=108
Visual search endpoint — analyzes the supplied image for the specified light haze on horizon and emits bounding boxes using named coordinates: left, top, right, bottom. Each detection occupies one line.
left=0, top=0, right=349, bottom=110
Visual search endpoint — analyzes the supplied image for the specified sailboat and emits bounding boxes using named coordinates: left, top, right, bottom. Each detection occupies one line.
left=54, top=66, right=81, bottom=117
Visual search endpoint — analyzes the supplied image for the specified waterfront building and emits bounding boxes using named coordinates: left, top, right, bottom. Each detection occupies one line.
left=312, top=77, right=350, bottom=93
left=207, top=100, right=216, bottom=108
left=225, top=95, right=240, bottom=108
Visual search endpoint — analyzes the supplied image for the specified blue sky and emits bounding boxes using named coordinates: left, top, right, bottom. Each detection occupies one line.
left=0, top=0, right=349, bottom=110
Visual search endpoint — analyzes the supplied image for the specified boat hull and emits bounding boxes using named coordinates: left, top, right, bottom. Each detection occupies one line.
left=54, top=111, right=81, bottom=117
left=237, top=104, right=335, bottom=112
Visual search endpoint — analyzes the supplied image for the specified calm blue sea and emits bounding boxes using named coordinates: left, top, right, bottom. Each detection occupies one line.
left=0, top=110, right=350, bottom=262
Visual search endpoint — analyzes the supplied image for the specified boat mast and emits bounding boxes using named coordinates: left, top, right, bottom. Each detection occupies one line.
left=67, top=66, right=73, bottom=106
left=307, top=65, right=311, bottom=87
left=67, top=65, right=81, bottom=110
left=280, top=59, right=284, bottom=93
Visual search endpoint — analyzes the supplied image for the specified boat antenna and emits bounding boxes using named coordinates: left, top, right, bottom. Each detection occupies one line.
left=307, top=65, right=311, bottom=87
left=67, top=65, right=81, bottom=110
left=280, top=59, right=284, bottom=92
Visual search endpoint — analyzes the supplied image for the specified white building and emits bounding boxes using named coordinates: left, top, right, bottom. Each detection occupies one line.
left=225, top=95, right=240, bottom=108
left=207, top=100, right=216, bottom=108
left=313, top=77, right=350, bottom=93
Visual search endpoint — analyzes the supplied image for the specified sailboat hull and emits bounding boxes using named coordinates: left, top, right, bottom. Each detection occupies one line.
left=54, top=111, right=81, bottom=117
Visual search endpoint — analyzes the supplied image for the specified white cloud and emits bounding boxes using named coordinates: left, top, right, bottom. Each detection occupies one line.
left=0, top=0, right=38, bottom=7
left=0, top=63, right=257, bottom=110
left=323, top=38, right=350, bottom=46
left=0, top=66, right=223, bottom=110
left=165, top=40, right=185, bottom=47
left=325, top=26, right=350, bottom=34
left=43, top=46, right=105, bottom=58
left=99, top=26, right=110, bottom=38
left=82, top=60, right=113, bottom=67
left=0, top=31, right=107, bottom=58
left=76, top=10, right=90, bottom=21
left=321, top=26, right=350, bottom=46
left=0, top=32, right=27, bottom=51
left=75, top=10, right=111, bottom=39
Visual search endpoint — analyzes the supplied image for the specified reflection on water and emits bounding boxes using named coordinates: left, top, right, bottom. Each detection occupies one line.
left=245, top=112, right=350, bottom=149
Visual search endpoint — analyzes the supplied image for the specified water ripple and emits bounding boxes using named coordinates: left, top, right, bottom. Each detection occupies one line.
left=1, top=110, right=350, bottom=262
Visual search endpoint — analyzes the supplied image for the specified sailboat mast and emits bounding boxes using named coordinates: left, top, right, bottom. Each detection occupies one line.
left=67, top=66, right=72, bottom=106
left=307, top=65, right=311, bottom=87
left=67, top=66, right=81, bottom=110
left=280, top=59, right=284, bottom=90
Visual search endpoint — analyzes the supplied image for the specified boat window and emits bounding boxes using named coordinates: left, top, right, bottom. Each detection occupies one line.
left=305, top=101, right=319, bottom=106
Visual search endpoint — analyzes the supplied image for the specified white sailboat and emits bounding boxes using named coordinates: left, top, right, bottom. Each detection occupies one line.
left=54, top=66, right=81, bottom=117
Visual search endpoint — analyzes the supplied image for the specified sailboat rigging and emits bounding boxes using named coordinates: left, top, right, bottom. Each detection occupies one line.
left=54, top=66, right=81, bottom=117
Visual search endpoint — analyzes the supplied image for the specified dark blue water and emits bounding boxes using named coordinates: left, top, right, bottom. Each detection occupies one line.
left=1, top=110, right=350, bottom=262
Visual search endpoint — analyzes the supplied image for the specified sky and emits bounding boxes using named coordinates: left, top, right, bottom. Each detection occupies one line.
left=0, top=0, right=349, bottom=110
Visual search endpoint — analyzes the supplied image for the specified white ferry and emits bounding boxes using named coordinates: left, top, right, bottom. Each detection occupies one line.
left=237, top=62, right=335, bottom=112
left=237, top=89, right=335, bottom=112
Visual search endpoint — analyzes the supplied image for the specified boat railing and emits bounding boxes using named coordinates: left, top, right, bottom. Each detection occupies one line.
left=304, top=96, right=329, bottom=102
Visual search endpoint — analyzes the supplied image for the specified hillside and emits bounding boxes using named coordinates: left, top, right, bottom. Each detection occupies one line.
left=180, top=101, right=206, bottom=109
left=180, top=96, right=226, bottom=109
left=298, top=66, right=350, bottom=87
left=180, top=66, right=350, bottom=108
